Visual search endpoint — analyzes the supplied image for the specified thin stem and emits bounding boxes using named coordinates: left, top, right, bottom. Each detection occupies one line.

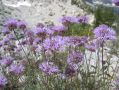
left=13, top=30, right=29, bottom=62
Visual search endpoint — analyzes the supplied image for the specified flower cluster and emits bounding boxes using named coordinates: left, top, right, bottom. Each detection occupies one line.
left=9, top=64, right=25, bottom=74
left=77, top=15, right=89, bottom=24
left=0, top=16, right=117, bottom=89
left=39, top=61, right=59, bottom=75
left=67, top=51, right=83, bottom=70
left=43, top=36, right=66, bottom=53
left=0, top=56, right=13, bottom=66
left=93, top=24, right=116, bottom=44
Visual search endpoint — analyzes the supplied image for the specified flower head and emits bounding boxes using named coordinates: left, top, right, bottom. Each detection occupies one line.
left=39, top=61, right=59, bottom=75
left=43, top=36, right=66, bottom=52
left=65, top=66, right=77, bottom=77
left=77, top=15, right=88, bottom=24
left=7, top=34, right=16, bottom=40
left=9, top=64, right=25, bottom=74
left=4, top=19, right=18, bottom=30
left=2, top=37, right=10, bottom=45
left=93, top=24, right=116, bottom=43
left=0, top=75, right=7, bottom=87
left=59, top=16, right=78, bottom=25
left=2, top=28, right=10, bottom=35
left=33, top=27, right=46, bottom=37
left=0, top=56, right=13, bottom=66
left=67, top=36, right=88, bottom=47
left=67, top=51, right=83, bottom=70
left=17, top=20, right=27, bottom=30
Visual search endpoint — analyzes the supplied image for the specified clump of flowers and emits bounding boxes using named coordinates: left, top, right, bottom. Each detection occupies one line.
left=67, top=51, right=83, bottom=70
left=0, top=56, right=13, bottom=66
left=0, top=17, right=117, bottom=90
left=9, top=64, right=25, bottom=74
left=68, top=36, right=88, bottom=47
left=17, top=20, right=27, bottom=30
left=59, top=16, right=78, bottom=25
left=43, top=36, right=66, bottom=53
left=77, top=15, right=89, bottom=24
left=39, top=61, right=59, bottom=75
left=93, top=24, right=116, bottom=44
left=4, top=19, right=18, bottom=30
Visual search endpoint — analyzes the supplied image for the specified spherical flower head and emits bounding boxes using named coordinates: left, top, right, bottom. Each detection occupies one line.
left=77, top=15, right=89, bottom=24
left=65, top=66, right=77, bottom=77
left=2, top=28, right=10, bottom=35
left=39, top=61, right=59, bottom=75
left=43, top=36, right=66, bottom=53
left=9, top=64, right=25, bottom=74
left=33, top=37, right=42, bottom=44
left=7, top=34, right=16, bottom=40
left=67, top=36, right=88, bottom=47
left=25, top=30, right=34, bottom=37
left=0, top=75, right=7, bottom=87
left=112, top=0, right=119, bottom=5
left=93, top=24, right=116, bottom=43
left=59, top=16, right=78, bottom=25
left=67, top=51, right=83, bottom=70
left=2, top=37, right=10, bottom=45
left=33, top=27, right=46, bottom=37
left=0, top=56, right=13, bottom=66
left=44, top=27, right=54, bottom=35
left=4, top=19, right=18, bottom=30
left=17, top=20, right=27, bottom=30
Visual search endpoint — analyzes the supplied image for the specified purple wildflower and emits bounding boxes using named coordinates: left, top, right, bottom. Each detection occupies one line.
left=59, top=16, right=78, bottom=25
left=33, top=27, right=46, bottom=36
left=65, top=66, right=77, bottom=77
left=93, top=24, right=116, bottom=43
left=9, top=64, right=25, bottom=74
left=67, top=36, right=88, bottom=47
left=67, top=51, right=83, bottom=70
left=18, top=39, right=29, bottom=45
left=33, top=37, right=42, bottom=44
left=4, top=19, right=18, bottom=30
left=25, top=30, right=34, bottom=37
left=39, top=61, right=59, bottom=75
left=0, top=75, right=7, bottom=87
left=0, top=56, right=13, bottom=66
left=43, top=36, right=66, bottom=52
left=7, top=34, right=16, bottom=40
left=44, top=27, right=54, bottom=35
left=77, top=15, right=88, bottom=24
left=2, top=37, right=10, bottom=45
left=2, top=28, right=10, bottom=35
left=17, top=20, right=27, bottom=30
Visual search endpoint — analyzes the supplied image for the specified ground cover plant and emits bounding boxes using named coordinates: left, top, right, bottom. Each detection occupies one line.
left=0, top=0, right=119, bottom=90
